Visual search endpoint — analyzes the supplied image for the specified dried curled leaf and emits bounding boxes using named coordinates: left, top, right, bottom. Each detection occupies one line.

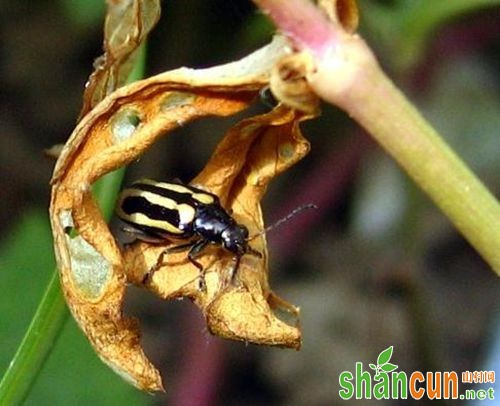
left=318, top=0, right=359, bottom=33
left=79, top=0, right=161, bottom=119
left=270, top=52, right=319, bottom=114
left=50, top=36, right=317, bottom=391
left=124, top=106, right=311, bottom=348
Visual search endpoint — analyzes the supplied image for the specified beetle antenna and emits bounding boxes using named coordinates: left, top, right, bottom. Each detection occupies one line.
left=248, top=204, right=318, bottom=241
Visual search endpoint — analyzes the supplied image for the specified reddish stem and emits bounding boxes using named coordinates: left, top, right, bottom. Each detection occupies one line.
left=254, top=0, right=337, bottom=57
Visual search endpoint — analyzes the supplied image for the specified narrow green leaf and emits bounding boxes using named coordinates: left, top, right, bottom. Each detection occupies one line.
left=0, top=39, right=147, bottom=406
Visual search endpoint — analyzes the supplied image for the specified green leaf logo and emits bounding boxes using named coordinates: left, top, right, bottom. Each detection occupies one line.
left=381, top=363, right=398, bottom=373
left=377, top=346, right=393, bottom=365
left=370, top=346, right=398, bottom=378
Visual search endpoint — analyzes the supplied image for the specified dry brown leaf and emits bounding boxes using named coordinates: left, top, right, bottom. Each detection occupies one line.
left=270, top=52, right=320, bottom=114
left=79, top=0, right=161, bottom=120
left=318, top=0, right=359, bottom=33
left=50, top=36, right=317, bottom=391
left=124, top=105, right=311, bottom=348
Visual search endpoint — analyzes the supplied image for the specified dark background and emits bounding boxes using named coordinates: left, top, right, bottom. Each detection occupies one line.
left=1, top=0, right=499, bottom=404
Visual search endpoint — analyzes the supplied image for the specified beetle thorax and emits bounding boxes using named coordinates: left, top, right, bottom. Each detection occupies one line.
left=193, top=205, right=248, bottom=255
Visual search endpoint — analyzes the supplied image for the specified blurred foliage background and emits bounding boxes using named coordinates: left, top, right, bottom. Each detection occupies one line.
left=1, top=0, right=499, bottom=404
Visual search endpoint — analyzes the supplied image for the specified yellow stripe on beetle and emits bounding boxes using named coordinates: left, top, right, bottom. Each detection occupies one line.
left=125, top=211, right=185, bottom=234
left=136, top=179, right=216, bottom=205
left=115, top=178, right=264, bottom=290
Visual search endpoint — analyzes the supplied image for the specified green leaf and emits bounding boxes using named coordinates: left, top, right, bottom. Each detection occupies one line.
left=0, top=14, right=149, bottom=404
left=377, top=346, right=393, bottom=365
left=369, top=363, right=377, bottom=370
left=0, top=209, right=148, bottom=404
left=61, top=0, right=105, bottom=28
left=381, top=363, right=398, bottom=373
left=25, top=318, right=148, bottom=405
left=0, top=209, right=55, bottom=371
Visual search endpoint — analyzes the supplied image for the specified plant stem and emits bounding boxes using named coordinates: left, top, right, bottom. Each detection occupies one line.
left=325, top=61, right=500, bottom=275
left=0, top=44, right=146, bottom=404
left=255, top=0, right=500, bottom=275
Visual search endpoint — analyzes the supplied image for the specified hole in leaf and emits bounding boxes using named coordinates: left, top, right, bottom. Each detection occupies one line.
left=160, top=91, right=196, bottom=111
left=111, top=109, right=142, bottom=142
left=68, top=235, right=112, bottom=299
left=259, top=86, right=279, bottom=110
left=60, top=209, right=77, bottom=237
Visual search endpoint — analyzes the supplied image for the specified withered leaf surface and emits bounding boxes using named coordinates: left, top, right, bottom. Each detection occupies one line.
left=79, top=0, right=161, bottom=120
left=125, top=106, right=311, bottom=348
left=50, top=36, right=317, bottom=391
left=319, top=0, right=359, bottom=33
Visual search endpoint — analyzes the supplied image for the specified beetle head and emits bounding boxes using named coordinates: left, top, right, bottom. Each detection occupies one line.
left=221, top=224, right=249, bottom=256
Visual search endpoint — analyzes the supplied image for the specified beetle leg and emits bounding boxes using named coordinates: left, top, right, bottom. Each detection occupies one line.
left=230, top=255, right=242, bottom=284
left=187, top=239, right=210, bottom=292
left=227, top=248, right=261, bottom=286
left=246, top=246, right=262, bottom=259
left=143, top=241, right=197, bottom=284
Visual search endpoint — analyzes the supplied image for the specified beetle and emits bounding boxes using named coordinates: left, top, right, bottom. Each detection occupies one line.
left=116, top=179, right=316, bottom=289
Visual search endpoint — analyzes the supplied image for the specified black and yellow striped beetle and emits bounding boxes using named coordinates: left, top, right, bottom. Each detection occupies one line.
left=116, top=179, right=315, bottom=289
